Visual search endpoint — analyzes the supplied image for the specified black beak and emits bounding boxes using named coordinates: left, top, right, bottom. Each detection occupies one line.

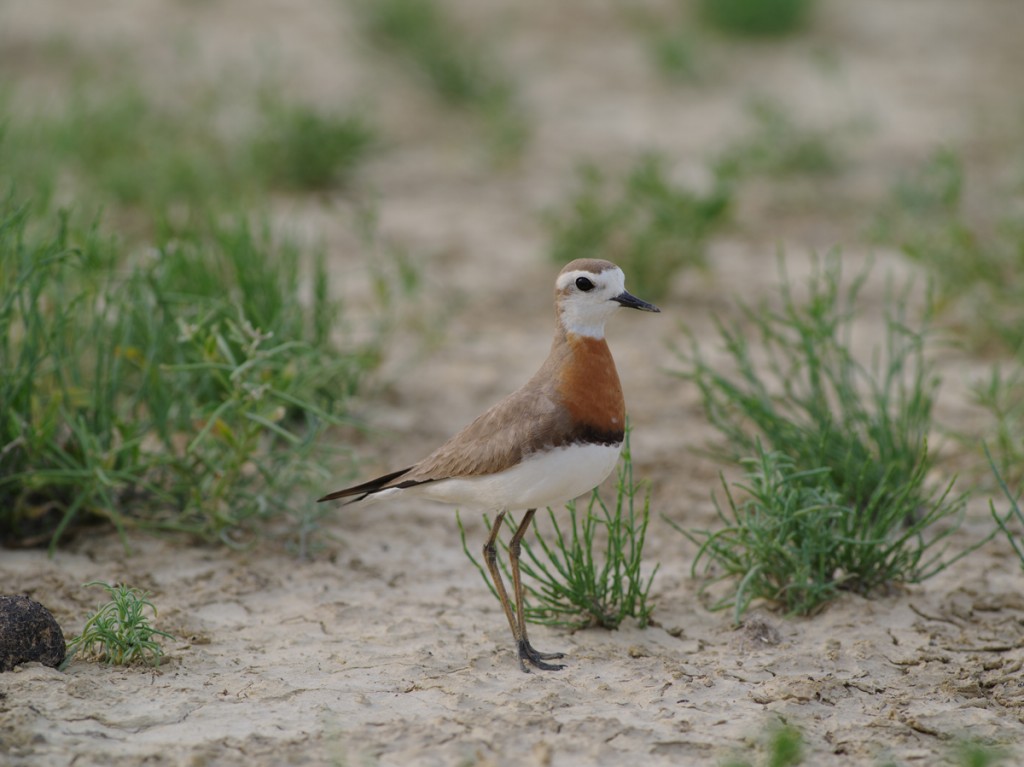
left=612, top=290, right=660, bottom=313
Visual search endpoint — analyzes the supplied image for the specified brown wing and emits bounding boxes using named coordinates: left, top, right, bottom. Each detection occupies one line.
left=317, top=364, right=570, bottom=502
left=401, top=378, right=573, bottom=482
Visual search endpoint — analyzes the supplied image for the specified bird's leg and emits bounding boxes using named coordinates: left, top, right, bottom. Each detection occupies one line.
left=482, top=511, right=523, bottom=654
left=509, top=509, right=566, bottom=672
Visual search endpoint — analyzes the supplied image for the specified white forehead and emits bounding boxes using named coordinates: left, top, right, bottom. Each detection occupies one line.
left=555, top=266, right=625, bottom=294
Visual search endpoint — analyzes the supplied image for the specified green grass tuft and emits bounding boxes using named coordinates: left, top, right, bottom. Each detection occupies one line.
left=989, top=446, right=1024, bottom=571
left=252, top=103, right=375, bottom=191
left=2, top=83, right=243, bottom=213
left=673, top=254, right=969, bottom=618
left=0, top=194, right=382, bottom=551
left=974, top=367, right=1024, bottom=491
left=722, top=721, right=804, bottom=767
left=352, top=0, right=527, bottom=160
left=63, top=581, right=174, bottom=668
left=649, top=27, right=701, bottom=83
left=951, top=738, right=1013, bottom=767
left=872, top=148, right=1024, bottom=487
left=0, top=80, right=375, bottom=216
left=357, top=0, right=492, bottom=105
left=680, top=446, right=964, bottom=621
left=700, top=0, right=814, bottom=38
left=872, top=148, right=1024, bottom=352
left=458, top=430, right=658, bottom=630
left=715, top=98, right=846, bottom=182
left=545, top=155, right=730, bottom=301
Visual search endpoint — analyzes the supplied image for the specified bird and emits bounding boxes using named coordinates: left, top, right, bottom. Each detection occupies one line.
left=318, top=258, right=660, bottom=672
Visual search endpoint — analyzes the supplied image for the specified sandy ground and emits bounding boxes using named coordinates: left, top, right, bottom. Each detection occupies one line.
left=3, top=1, right=1024, bottom=765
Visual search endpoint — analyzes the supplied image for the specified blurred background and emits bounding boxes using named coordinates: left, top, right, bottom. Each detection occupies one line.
left=2, top=0, right=1023, bottom=545
left=4, top=4, right=1024, bottom=764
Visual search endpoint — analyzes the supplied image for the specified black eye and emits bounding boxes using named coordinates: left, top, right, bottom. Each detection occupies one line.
left=575, top=276, right=595, bottom=292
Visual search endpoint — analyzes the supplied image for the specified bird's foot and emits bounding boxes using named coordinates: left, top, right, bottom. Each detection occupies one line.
left=517, top=639, right=566, bottom=672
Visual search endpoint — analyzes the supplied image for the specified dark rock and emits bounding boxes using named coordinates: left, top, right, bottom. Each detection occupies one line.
left=0, top=595, right=67, bottom=672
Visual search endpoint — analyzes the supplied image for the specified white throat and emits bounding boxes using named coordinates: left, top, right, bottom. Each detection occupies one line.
left=560, top=314, right=607, bottom=339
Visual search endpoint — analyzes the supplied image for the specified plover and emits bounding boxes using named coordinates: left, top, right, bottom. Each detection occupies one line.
left=319, top=258, right=659, bottom=672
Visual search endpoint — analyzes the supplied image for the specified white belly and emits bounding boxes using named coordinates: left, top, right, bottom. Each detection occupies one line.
left=411, top=442, right=623, bottom=511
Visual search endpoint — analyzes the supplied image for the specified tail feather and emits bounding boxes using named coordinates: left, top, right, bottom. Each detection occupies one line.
left=317, top=466, right=421, bottom=503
